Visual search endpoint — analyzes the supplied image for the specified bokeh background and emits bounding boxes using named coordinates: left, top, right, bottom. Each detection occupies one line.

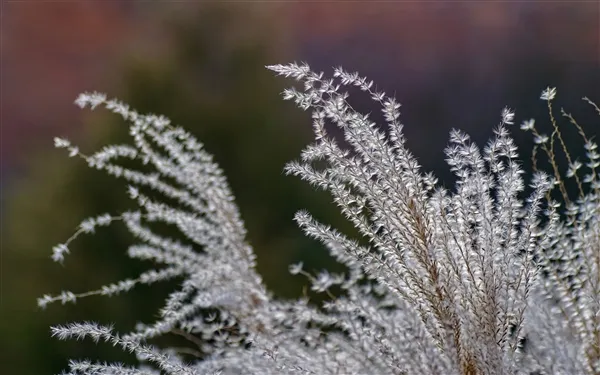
left=2, top=2, right=599, bottom=374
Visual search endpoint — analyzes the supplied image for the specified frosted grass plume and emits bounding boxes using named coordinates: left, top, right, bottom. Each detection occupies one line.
left=41, top=62, right=600, bottom=375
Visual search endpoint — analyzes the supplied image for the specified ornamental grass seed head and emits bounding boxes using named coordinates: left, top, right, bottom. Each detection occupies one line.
left=41, top=63, right=600, bottom=375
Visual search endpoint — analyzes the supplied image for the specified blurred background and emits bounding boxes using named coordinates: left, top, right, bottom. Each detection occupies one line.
left=2, top=2, right=599, bottom=374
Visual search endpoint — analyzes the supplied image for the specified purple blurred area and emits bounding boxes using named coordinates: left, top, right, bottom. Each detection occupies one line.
left=3, top=1, right=599, bottom=181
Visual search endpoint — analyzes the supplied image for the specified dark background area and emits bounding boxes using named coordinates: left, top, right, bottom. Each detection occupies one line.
left=2, top=2, right=599, bottom=374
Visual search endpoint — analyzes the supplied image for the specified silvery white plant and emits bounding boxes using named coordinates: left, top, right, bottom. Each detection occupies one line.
left=40, top=63, right=600, bottom=375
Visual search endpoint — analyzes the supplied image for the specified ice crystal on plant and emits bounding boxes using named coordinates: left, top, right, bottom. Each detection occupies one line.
left=41, top=63, right=600, bottom=375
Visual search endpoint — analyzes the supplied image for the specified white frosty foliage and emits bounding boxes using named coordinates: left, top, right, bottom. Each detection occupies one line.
left=41, top=64, right=600, bottom=375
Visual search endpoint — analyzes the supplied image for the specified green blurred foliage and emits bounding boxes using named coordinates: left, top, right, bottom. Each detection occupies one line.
left=3, top=5, right=349, bottom=374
